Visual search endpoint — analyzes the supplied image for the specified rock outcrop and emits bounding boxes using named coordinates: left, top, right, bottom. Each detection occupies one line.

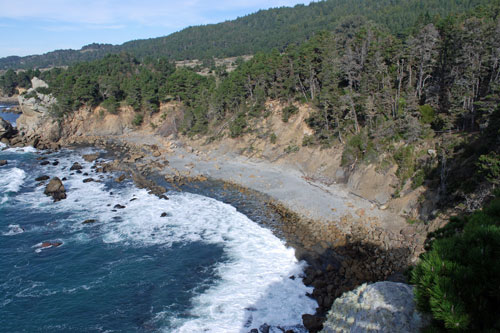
left=44, top=177, right=67, bottom=202
left=320, top=282, right=427, bottom=333
left=0, top=118, right=16, bottom=139
left=16, top=77, right=59, bottom=141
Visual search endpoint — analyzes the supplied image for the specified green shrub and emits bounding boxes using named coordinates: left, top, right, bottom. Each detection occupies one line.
left=341, top=133, right=377, bottom=167
left=23, top=90, right=38, bottom=100
left=394, top=145, right=415, bottom=186
left=412, top=169, right=425, bottom=189
left=270, top=133, right=277, bottom=144
left=411, top=196, right=500, bottom=331
left=35, top=87, right=51, bottom=95
left=477, top=152, right=500, bottom=186
left=229, top=112, right=247, bottom=138
left=282, top=105, right=299, bottom=122
left=302, top=134, right=315, bottom=147
left=418, top=104, right=436, bottom=124
left=284, top=144, right=299, bottom=154
left=102, top=97, right=118, bottom=114
left=133, top=113, right=143, bottom=126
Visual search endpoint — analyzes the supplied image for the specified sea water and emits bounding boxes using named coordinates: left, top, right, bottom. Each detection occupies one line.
left=0, top=108, right=317, bottom=332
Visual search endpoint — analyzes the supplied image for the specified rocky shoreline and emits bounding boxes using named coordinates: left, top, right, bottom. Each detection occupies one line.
left=1, top=105, right=428, bottom=331
left=50, top=136, right=426, bottom=331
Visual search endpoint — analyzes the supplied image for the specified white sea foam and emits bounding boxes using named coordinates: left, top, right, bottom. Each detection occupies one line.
left=4, top=146, right=37, bottom=153
left=2, top=224, right=25, bottom=236
left=0, top=167, right=25, bottom=193
left=16, top=151, right=317, bottom=332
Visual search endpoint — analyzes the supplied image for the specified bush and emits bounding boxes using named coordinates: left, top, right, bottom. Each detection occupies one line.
left=102, top=97, right=118, bottom=114
left=229, top=112, right=247, bottom=138
left=302, top=134, right=315, bottom=147
left=418, top=104, right=436, bottom=124
left=284, top=144, right=299, bottom=154
left=411, top=196, right=500, bottom=331
left=341, top=133, right=376, bottom=167
left=477, top=152, right=500, bottom=186
left=412, top=169, right=425, bottom=189
left=133, top=113, right=143, bottom=126
left=270, top=133, right=277, bottom=144
left=282, top=105, right=299, bottom=122
left=394, top=145, right=415, bottom=186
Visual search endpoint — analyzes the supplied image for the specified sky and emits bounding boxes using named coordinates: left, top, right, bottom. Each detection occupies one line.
left=0, top=0, right=313, bottom=58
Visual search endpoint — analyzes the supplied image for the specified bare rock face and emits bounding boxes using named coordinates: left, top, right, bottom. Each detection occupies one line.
left=44, top=177, right=67, bottom=202
left=31, top=77, right=49, bottom=90
left=321, top=282, right=428, bottom=333
left=16, top=77, right=59, bottom=140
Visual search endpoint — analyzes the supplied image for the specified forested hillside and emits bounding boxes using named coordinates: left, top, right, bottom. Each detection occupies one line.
left=2, top=2, right=500, bottom=331
left=2, top=1, right=497, bottom=214
left=0, top=0, right=495, bottom=69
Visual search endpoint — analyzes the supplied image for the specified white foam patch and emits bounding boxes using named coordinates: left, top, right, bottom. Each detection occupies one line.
left=2, top=224, right=25, bottom=236
left=0, top=167, right=25, bottom=193
left=5, top=146, right=37, bottom=153
left=14, top=151, right=317, bottom=332
left=0, top=142, right=6, bottom=149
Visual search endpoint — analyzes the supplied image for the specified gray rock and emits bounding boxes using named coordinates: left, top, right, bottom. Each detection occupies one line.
left=0, top=118, right=15, bottom=139
left=44, top=177, right=66, bottom=202
left=31, top=77, right=49, bottom=90
left=321, top=282, right=427, bottom=333
left=0, top=160, right=7, bottom=166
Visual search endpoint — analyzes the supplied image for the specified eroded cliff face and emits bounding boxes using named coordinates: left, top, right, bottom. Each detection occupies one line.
left=18, top=96, right=429, bottom=222
left=16, top=78, right=58, bottom=140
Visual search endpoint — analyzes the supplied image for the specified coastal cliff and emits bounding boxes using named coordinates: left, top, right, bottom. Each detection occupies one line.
left=6, top=80, right=432, bottom=331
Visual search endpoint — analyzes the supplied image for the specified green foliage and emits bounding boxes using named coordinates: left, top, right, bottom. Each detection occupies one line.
left=229, top=112, right=247, bottom=138
left=394, top=145, right=416, bottom=186
left=284, top=144, right=300, bottom=154
left=411, top=196, right=500, bottom=331
left=0, top=0, right=493, bottom=70
left=282, top=105, right=299, bottom=123
left=302, top=134, right=315, bottom=147
left=412, top=169, right=426, bottom=189
left=419, top=104, right=436, bottom=124
left=23, top=90, right=38, bottom=100
left=132, top=113, right=143, bottom=126
left=341, top=133, right=377, bottom=167
left=477, top=152, right=500, bottom=186
left=270, top=133, right=277, bottom=144
left=101, top=97, right=119, bottom=114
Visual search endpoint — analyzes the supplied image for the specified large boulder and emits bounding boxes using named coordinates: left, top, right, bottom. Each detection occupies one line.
left=0, top=118, right=15, bottom=139
left=44, top=177, right=67, bottom=202
left=320, top=282, right=428, bottom=333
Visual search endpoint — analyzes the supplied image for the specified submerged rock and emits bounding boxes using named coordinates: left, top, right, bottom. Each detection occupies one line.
left=35, top=175, right=50, bottom=181
left=0, top=160, right=7, bottom=166
left=320, top=282, right=427, bottom=333
left=82, top=219, right=97, bottom=224
left=44, top=177, right=66, bottom=202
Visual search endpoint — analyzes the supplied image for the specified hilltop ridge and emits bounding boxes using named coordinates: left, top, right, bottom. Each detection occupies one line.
left=0, top=0, right=494, bottom=69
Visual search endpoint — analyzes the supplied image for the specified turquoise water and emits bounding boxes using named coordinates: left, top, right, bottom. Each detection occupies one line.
left=0, top=109, right=317, bottom=332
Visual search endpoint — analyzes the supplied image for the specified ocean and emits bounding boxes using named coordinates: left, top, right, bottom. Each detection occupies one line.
left=0, top=106, right=317, bottom=332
